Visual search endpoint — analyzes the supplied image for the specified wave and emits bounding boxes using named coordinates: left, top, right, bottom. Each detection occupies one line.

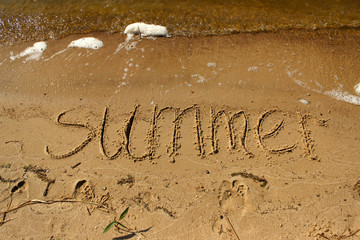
left=1, top=0, right=359, bottom=46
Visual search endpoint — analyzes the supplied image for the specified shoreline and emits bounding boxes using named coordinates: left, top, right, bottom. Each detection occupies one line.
left=2, top=26, right=360, bottom=47
left=2, top=0, right=360, bottom=47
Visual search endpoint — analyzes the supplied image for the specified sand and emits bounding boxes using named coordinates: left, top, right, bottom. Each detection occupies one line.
left=0, top=29, right=359, bottom=240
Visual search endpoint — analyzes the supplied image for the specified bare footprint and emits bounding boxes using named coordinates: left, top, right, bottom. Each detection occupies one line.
left=212, top=180, right=249, bottom=236
left=218, top=179, right=248, bottom=214
left=72, top=179, right=95, bottom=200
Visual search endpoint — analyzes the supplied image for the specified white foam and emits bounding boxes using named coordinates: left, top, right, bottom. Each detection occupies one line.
left=10, top=41, right=47, bottom=61
left=68, top=37, right=103, bottom=50
left=45, top=37, right=103, bottom=61
left=124, top=22, right=171, bottom=38
left=354, top=83, right=360, bottom=95
left=324, top=89, right=360, bottom=105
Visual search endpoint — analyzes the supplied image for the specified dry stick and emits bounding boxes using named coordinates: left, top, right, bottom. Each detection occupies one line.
left=316, top=228, right=360, bottom=240
left=71, top=162, right=81, bottom=169
left=115, top=220, right=148, bottom=240
left=341, top=228, right=360, bottom=239
left=88, top=193, right=110, bottom=214
left=0, top=198, right=115, bottom=217
left=225, top=215, right=240, bottom=240
left=0, top=195, right=13, bottom=226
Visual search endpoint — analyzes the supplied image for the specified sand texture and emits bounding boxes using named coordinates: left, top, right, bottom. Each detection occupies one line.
left=0, top=30, right=360, bottom=239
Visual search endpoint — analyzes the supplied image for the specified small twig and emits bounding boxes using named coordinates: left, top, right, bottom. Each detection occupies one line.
left=0, top=195, right=13, bottom=226
left=0, top=198, right=115, bottom=221
left=339, top=228, right=360, bottom=239
left=118, top=219, right=148, bottom=240
left=89, top=193, right=110, bottom=214
left=225, top=215, right=240, bottom=240
left=71, top=162, right=81, bottom=169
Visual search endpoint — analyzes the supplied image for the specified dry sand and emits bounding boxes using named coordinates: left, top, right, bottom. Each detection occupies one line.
left=0, top=29, right=359, bottom=240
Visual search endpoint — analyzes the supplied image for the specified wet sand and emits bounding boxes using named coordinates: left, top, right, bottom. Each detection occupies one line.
left=0, top=29, right=359, bottom=239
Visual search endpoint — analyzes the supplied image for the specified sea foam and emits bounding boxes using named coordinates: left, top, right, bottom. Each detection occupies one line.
left=354, top=83, right=360, bottom=95
left=324, top=89, right=360, bottom=105
left=124, top=23, right=171, bottom=38
left=68, top=37, right=103, bottom=49
left=10, top=41, right=47, bottom=61
left=115, top=23, right=169, bottom=54
left=45, top=37, right=103, bottom=61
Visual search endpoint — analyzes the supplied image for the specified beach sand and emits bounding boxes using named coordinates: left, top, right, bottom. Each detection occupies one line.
left=0, top=29, right=360, bottom=239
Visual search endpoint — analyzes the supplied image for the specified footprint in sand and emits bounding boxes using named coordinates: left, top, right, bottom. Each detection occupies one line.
left=72, top=179, right=95, bottom=200
left=212, top=180, right=249, bottom=235
left=218, top=179, right=248, bottom=214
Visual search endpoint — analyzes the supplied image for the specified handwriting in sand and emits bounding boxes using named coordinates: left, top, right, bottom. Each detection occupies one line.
left=45, top=105, right=326, bottom=162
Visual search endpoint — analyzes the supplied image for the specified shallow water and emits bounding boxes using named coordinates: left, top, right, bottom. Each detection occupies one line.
left=1, top=0, right=360, bottom=46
